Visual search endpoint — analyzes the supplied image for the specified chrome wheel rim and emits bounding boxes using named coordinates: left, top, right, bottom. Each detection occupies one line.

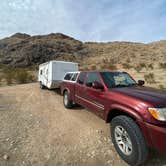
left=64, top=93, right=68, bottom=106
left=114, top=125, right=132, bottom=156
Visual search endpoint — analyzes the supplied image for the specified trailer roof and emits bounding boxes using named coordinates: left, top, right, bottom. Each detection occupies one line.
left=39, top=60, right=78, bottom=66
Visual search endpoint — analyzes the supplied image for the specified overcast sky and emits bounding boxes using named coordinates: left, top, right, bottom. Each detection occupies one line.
left=0, top=0, right=166, bottom=42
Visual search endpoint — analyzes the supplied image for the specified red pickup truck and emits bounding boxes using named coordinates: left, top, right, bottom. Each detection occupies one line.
left=60, top=71, right=166, bottom=166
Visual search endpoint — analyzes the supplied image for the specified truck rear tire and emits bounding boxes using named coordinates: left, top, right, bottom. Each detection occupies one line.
left=111, top=115, right=148, bottom=166
left=63, top=91, right=73, bottom=108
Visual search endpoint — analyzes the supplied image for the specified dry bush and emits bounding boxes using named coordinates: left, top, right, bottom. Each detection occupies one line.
left=139, top=63, right=146, bottom=68
left=14, top=69, right=35, bottom=84
left=159, top=84, right=164, bottom=89
left=126, top=58, right=131, bottom=63
left=90, top=65, right=97, bottom=70
left=144, top=73, right=155, bottom=84
left=3, top=68, right=35, bottom=85
left=159, top=62, right=166, bottom=69
left=134, top=65, right=142, bottom=72
left=108, top=64, right=117, bottom=70
left=5, top=70, right=13, bottom=85
left=81, top=66, right=89, bottom=71
left=147, top=63, right=154, bottom=70
left=122, top=63, right=132, bottom=69
left=101, top=64, right=117, bottom=70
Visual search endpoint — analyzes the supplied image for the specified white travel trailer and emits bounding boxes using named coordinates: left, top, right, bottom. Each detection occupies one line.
left=38, top=61, right=78, bottom=89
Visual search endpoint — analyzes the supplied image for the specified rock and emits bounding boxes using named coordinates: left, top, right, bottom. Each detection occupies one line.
left=3, top=154, right=9, bottom=160
left=91, top=151, right=95, bottom=155
left=10, top=141, right=15, bottom=146
left=6, top=138, right=10, bottom=141
left=104, top=137, right=107, bottom=141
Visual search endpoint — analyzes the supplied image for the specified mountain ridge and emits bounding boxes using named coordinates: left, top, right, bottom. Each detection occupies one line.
left=0, top=33, right=166, bottom=68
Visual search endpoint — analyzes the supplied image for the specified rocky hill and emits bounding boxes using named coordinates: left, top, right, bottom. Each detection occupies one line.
left=0, top=33, right=87, bottom=67
left=0, top=33, right=166, bottom=68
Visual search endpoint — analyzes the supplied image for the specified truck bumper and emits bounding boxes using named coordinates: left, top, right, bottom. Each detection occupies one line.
left=146, top=123, right=166, bottom=153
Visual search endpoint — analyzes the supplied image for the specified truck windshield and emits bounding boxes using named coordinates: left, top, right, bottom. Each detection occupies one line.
left=101, top=72, right=137, bottom=88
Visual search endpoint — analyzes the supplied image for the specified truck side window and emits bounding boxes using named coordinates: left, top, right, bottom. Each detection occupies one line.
left=86, top=73, right=101, bottom=87
left=64, top=73, right=73, bottom=80
left=71, top=73, right=78, bottom=81
left=78, top=72, right=86, bottom=84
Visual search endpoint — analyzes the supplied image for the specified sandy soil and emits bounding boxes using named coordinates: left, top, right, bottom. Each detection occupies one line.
left=0, top=83, right=166, bottom=166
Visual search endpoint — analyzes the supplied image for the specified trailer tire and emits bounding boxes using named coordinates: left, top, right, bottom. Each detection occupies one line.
left=63, top=91, right=73, bottom=108
left=111, top=115, right=148, bottom=166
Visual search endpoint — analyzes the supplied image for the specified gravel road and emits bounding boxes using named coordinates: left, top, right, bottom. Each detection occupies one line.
left=0, top=83, right=165, bottom=166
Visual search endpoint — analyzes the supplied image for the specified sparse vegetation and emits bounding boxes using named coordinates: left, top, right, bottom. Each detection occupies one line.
left=2, top=68, right=36, bottom=85
left=126, top=58, right=131, bottom=63
left=139, top=63, right=146, bottom=68
left=122, top=63, right=132, bottom=69
left=108, top=64, right=117, bottom=70
left=159, top=84, right=164, bottom=89
left=159, top=62, right=166, bottom=69
left=135, top=64, right=142, bottom=72
left=144, top=73, right=155, bottom=84
left=15, top=69, right=34, bottom=84
left=90, top=65, right=97, bottom=70
left=147, top=63, right=154, bottom=70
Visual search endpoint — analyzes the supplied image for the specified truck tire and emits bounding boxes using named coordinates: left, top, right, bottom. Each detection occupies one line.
left=40, top=82, right=45, bottom=89
left=63, top=91, right=73, bottom=108
left=111, top=115, right=148, bottom=166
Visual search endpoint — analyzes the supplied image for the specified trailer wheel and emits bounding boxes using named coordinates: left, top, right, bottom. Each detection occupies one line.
left=63, top=91, right=73, bottom=108
left=111, top=115, right=148, bottom=166
left=40, top=82, right=45, bottom=89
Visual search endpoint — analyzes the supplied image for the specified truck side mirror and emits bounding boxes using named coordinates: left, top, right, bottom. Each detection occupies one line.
left=92, top=82, right=104, bottom=90
left=138, top=80, right=145, bottom=86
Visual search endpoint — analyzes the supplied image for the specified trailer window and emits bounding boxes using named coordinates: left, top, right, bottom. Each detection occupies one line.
left=78, top=72, right=86, bottom=84
left=64, top=73, right=73, bottom=80
left=71, top=73, right=78, bottom=81
left=40, top=70, right=43, bottom=75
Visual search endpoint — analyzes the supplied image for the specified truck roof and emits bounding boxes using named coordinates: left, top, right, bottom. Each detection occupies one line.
left=80, top=70, right=127, bottom=74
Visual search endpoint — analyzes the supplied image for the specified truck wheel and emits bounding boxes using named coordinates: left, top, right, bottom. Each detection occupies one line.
left=111, top=115, right=148, bottom=166
left=40, top=82, right=45, bottom=89
left=63, top=91, right=73, bottom=108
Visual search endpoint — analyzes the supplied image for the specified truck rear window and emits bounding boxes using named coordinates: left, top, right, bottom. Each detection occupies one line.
left=64, top=73, right=73, bottom=80
left=71, top=73, right=78, bottom=81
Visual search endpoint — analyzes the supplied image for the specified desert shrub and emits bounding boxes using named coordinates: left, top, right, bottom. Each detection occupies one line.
left=139, top=63, right=146, bottom=68
left=122, top=63, right=132, bottom=69
left=81, top=67, right=89, bottom=71
left=0, top=77, right=2, bottom=85
left=126, top=58, right=131, bottom=63
left=134, top=63, right=148, bottom=72
left=135, top=65, right=142, bottom=72
left=101, top=63, right=117, bottom=70
left=159, top=84, right=164, bottom=89
left=5, top=70, right=13, bottom=85
left=14, top=69, right=33, bottom=84
left=91, top=65, right=97, bottom=70
left=144, top=73, right=155, bottom=84
left=3, top=68, right=35, bottom=85
left=102, top=58, right=108, bottom=63
left=147, top=63, right=154, bottom=70
left=159, top=62, right=166, bottom=69
left=108, top=64, right=117, bottom=70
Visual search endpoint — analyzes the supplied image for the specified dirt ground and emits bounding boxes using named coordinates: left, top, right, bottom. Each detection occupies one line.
left=0, top=83, right=166, bottom=166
